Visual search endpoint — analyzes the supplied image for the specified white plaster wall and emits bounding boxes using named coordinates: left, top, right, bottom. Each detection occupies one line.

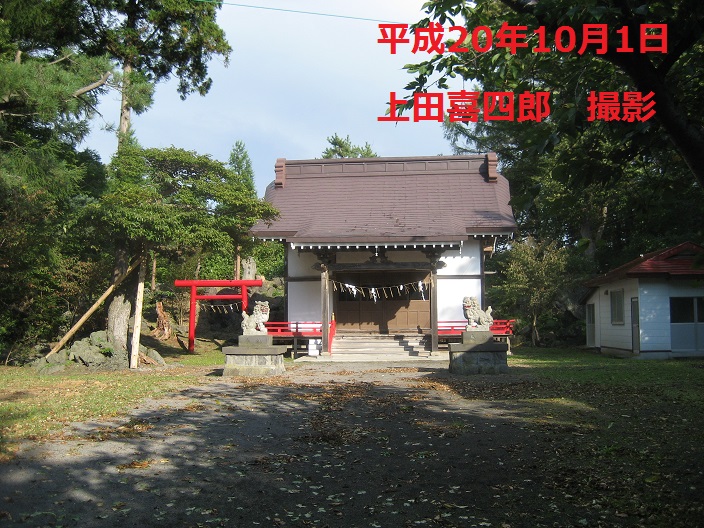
left=595, top=278, right=639, bottom=351
left=438, top=245, right=481, bottom=276
left=385, top=250, right=430, bottom=263
left=287, top=249, right=319, bottom=278
left=287, top=281, right=321, bottom=322
left=437, top=278, right=482, bottom=321
left=638, top=280, right=671, bottom=351
left=334, top=250, right=428, bottom=264
left=335, top=250, right=372, bottom=264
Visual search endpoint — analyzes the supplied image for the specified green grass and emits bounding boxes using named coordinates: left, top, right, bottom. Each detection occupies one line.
left=509, top=347, right=704, bottom=402
left=2, top=346, right=703, bottom=461
left=0, top=342, right=226, bottom=460
left=163, top=347, right=225, bottom=366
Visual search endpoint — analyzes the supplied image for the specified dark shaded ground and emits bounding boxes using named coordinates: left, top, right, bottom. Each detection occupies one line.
left=1, top=362, right=702, bottom=527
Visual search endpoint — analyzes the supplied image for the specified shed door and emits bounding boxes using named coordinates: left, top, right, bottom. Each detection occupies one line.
left=586, top=303, right=596, bottom=347
left=670, top=297, right=704, bottom=354
left=631, top=297, right=640, bottom=353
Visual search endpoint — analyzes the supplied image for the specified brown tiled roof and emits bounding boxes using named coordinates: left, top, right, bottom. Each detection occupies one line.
left=585, top=241, right=704, bottom=286
left=250, top=153, right=516, bottom=244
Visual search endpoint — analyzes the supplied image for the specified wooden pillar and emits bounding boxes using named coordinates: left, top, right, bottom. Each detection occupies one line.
left=321, top=265, right=330, bottom=354
left=481, top=238, right=489, bottom=310
left=430, top=268, right=439, bottom=353
left=129, top=257, right=147, bottom=369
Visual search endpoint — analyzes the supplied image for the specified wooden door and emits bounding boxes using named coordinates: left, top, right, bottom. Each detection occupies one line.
left=334, top=271, right=430, bottom=333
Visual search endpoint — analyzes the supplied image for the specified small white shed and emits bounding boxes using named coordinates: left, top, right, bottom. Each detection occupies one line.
left=583, top=242, right=704, bottom=358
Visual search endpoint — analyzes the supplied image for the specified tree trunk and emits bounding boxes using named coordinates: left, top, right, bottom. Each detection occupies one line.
left=580, top=205, right=608, bottom=259
left=129, top=257, right=146, bottom=369
left=107, top=247, right=132, bottom=354
left=119, top=60, right=133, bottom=142
left=151, top=254, right=157, bottom=291
left=611, top=54, right=704, bottom=191
left=107, top=292, right=131, bottom=354
left=531, top=312, right=540, bottom=347
left=234, top=246, right=241, bottom=280
left=154, top=301, right=172, bottom=340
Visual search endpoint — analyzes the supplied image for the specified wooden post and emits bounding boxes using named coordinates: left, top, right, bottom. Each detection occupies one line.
left=129, top=258, right=147, bottom=369
left=321, top=265, right=330, bottom=355
left=430, top=269, right=439, bottom=353
left=235, top=246, right=241, bottom=280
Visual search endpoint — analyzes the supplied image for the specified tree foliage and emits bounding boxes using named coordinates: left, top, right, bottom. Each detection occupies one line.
left=0, top=1, right=115, bottom=356
left=228, top=140, right=256, bottom=196
left=321, top=133, right=378, bottom=159
left=96, top=143, right=277, bottom=258
left=0, top=2, right=283, bottom=362
left=75, top=0, right=231, bottom=137
left=407, top=0, right=704, bottom=189
left=488, top=239, right=575, bottom=345
left=409, top=1, right=704, bottom=343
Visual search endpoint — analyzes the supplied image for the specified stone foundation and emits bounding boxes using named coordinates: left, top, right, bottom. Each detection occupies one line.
left=222, top=335, right=287, bottom=377
left=449, top=331, right=509, bottom=375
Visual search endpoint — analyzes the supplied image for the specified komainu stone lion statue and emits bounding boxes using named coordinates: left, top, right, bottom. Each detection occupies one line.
left=463, top=296, right=493, bottom=331
left=241, top=301, right=270, bottom=335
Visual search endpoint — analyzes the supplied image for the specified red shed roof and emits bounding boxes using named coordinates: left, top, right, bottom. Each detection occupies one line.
left=585, top=242, right=704, bottom=286
left=250, top=153, right=516, bottom=246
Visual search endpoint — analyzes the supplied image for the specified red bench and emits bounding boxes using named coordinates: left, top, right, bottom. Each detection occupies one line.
left=438, top=319, right=516, bottom=351
left=438, top=319, right=516, bottom=336
left=264, top=321, right=336, bottom=355
left=264, top=321, right=323, bottom=337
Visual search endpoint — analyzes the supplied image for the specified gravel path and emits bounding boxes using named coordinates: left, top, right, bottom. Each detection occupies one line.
left=1, top=361, right=699, bottom=527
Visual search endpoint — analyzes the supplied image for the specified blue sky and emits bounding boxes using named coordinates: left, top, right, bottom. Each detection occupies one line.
left=83, top=1, right=461, bottom=196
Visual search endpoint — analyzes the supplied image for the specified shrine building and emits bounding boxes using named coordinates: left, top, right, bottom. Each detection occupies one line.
left=249, top=153, right=517, bottom=352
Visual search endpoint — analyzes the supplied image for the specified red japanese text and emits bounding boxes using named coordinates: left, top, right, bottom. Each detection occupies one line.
left=586, top=91, right=656, bottom=122
left=378, top=91, right=657, bottom=123
left=378, top=23, right=668, bottom=55
left=377, top=91, right=552, bottom=123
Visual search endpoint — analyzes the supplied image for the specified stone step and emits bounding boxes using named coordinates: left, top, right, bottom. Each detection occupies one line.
left=331, top=334, right=430, bottom=355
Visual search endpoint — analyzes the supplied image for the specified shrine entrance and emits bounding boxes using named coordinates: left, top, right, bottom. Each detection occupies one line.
left=333, top=271, right=431, bottom=334
left=173, top=279, right=262, bottom=351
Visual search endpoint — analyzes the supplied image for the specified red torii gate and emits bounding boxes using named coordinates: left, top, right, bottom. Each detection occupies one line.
left=174, top=279, right=263, bottom=352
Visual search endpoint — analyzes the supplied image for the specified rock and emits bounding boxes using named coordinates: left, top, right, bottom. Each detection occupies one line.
left=69, top=341, right=108, bottom=367
left=140, top=345, right=166, bottom=366
left=89, top=331, right=109, bottom=348
left=46, top=350, right=69, bottom=365
left=28, top=356, right=66, bottom=374
left=102, top=348, right=129, bottom=370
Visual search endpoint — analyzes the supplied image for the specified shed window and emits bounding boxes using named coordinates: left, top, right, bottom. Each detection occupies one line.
left=671, top=297, right=695, bottom=323
left=610, top=289, right=624, bottom=325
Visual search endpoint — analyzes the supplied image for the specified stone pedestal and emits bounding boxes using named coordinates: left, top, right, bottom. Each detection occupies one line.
left=222, top=335, right=287, bottom=377
left=449, top=331, right=509, bottom=375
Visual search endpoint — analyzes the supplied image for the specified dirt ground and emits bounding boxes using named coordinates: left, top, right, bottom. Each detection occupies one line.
left=1, top=361, right=702, bottom=528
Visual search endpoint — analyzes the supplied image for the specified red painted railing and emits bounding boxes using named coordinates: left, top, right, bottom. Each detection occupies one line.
left=264, top=321, right=323, bottom=337
left=438, top=319, right=516, bottom=336
left=264, top=320, right=336, bottom=355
